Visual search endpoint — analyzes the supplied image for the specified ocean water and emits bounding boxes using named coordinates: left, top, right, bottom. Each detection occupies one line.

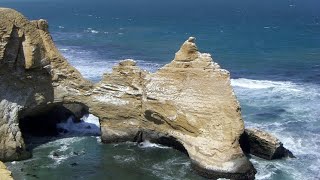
left=1, top=0, right=320, bottom=179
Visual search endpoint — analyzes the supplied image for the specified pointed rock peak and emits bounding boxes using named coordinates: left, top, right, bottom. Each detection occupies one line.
left=174, top=37, right=199, bottom=62
left=37, top=19, right=49, bottom=32
left=187, top=36, right=196, bottom=43
left=119, top=59, right=137, bottom=66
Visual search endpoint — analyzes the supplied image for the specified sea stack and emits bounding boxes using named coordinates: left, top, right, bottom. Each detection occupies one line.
left=240, top=128, right=295, bottom=160
left=0, top=8, right=257, bottom=179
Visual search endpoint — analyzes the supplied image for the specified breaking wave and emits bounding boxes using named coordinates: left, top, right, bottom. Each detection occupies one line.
left=138, top=140, right=170, bottom=149
left=56, top=114, right=101, bottom=136
left=231, top=78, right=320, bottom=180
left=58, top=46, right=163, bottom=82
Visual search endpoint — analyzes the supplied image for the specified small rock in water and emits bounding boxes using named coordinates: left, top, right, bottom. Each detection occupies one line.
left=26, top=173, right=38, bottom=178
left=70, top=162, right=78, bottom=166
left=53, top=152, right=59, bottom=157
left=57, top=128, right=69, bottom=134
left=86, top=126, right=91, bottom=129
left=80, top=150, right=86, bottom=155
left=32, top=174, right=40, bottom=179
left=73, top=151, right=79, bottom=156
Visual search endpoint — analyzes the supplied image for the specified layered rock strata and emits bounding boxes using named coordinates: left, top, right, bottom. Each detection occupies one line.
left=0, top=8, right=258, bottom=179
left=240, top=128, right=294, bottom=160
left=0, top=7, right=91, bottom=161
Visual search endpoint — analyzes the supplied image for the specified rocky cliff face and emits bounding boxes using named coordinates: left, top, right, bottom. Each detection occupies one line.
left=0, top=8, right=256, bottom=179
left=0, top=161, right=13, bottom=180
left=240, top=128, right=294, bottom=160
left=0, top=8, right=91, bottom=161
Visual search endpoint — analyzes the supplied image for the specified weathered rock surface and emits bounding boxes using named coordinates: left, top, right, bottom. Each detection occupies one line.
left=142, top=37, right=255, bottom=179
left=240, top=128, right=294, bottom=160
left=0, top=7, right=91, bottom=161
left=0, top=161, right=13, bottom=180
left=0, top=8, right=257, bottom=179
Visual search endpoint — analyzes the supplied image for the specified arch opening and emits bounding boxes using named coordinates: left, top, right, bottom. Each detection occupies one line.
left=133, top=130, right=189, bottom=157
left=18, top=103, right=101, bottom=152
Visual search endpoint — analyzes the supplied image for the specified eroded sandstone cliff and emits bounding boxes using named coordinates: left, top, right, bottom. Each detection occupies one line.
left=0, top=7, right=91, bottom=162
left=0, top=8, right=257, bottom=179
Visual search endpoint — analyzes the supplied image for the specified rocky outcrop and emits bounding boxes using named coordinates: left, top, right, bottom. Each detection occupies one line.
left=89, top=38, right=256, bottom=179
left=142, top=37, right=255, bottom=179
left=240, top=128, right=294, bottom=160
left=0, top=161, right=13, bottom=180
left=0, top=7, right=91, bottom=161
left=0, top=8, right=257, bottom=179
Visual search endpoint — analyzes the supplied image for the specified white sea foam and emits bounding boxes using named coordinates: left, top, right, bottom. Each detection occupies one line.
left=113, top=155, right=136, bottom=163
left=58, top=46, right=117, bottom=81
left=232, top=78, right=320, bottom=179
left=138, top=140, right=170, bottom=149
left=59, top=48, right=68, bottom=51
left=56, top=114, right=101, bottom=136
left=84, top=28, right=99, bottom=34
left=231, top=78, right=298, bottom=90
left=147, top=157, right=190, bottom=180
left=58, top=46, right=163, bottom=81
left=41, top=137, right=85, bottom=166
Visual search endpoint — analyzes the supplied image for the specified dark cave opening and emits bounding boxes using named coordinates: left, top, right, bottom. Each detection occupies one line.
left=133, top=130, right=189, bottom=157
left=19, top=103, right=89, bottom=137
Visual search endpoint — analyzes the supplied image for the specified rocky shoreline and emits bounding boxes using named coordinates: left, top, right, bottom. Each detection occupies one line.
left=0, top=8, right=293, bottom=179
left=0, top=161, right=13, bottom=180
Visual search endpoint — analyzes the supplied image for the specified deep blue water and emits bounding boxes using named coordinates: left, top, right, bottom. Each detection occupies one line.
left=1, top=0, right=320, bottom=179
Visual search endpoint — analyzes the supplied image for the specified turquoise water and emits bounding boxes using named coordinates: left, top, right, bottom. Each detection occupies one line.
left=1, top=0, right=320, bottom=179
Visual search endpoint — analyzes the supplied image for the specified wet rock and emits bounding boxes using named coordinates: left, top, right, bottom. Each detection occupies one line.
left=70, top=162, right=78, bottom=166
left=52, top=152, right=59, bottom=157
left=240, top=128, right=295, bottom=160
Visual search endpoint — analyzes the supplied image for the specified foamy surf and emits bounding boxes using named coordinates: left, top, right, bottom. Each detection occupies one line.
left=231, top=78, right=299, bottom=90
left=147, top=157, right=191, bottom=180
left=36, top=137, right=87, bottom=167
left=56, top=114, right=101, bottom=136
left=58, top=46, right=163, bottom=82
left=232, top=78, right=320, bottom=180
left=138, top=140, right=170, bottom=149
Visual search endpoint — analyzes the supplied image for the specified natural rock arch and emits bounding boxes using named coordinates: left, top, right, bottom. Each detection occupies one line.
left=0, top=8, right=256, bottom=179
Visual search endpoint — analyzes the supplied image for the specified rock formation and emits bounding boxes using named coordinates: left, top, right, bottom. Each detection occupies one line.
left=0, top=161, right=13, bottom=180
left=0, top=7, right=92, bottom=161
left=240, top=128, right=294, bottom=160
left=0, top=8, right=260, bottom=179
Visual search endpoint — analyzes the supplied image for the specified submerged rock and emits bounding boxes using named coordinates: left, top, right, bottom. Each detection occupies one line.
left=240, top=128, right=295, bottom=160
left=70, top=162, right=78, bottom=166
left=52, top=152, right=60, bottom=158
left=0, top=8, right=257, bottom=179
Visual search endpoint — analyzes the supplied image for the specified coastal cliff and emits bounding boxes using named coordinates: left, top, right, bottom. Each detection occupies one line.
left=0, top=7, right=285, bottom=179
left=0, top=7, right=91, bottom=161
